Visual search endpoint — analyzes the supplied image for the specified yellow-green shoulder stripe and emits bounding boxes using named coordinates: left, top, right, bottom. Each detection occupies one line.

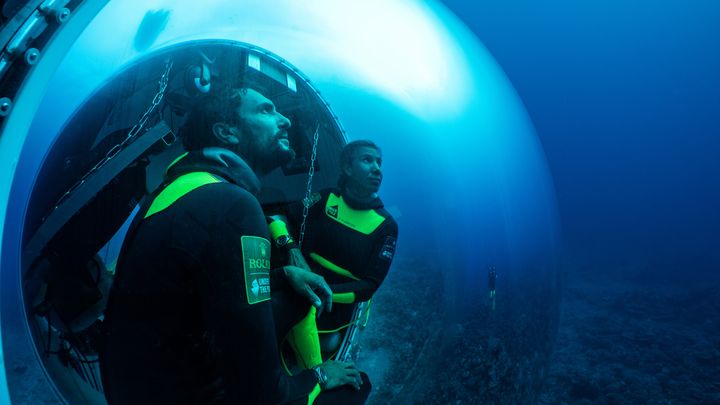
left=145, top=172, right=222, bottom=219
left=165, top=152, right=189, bottom=176
left=326, top=193, right=385, bottom=235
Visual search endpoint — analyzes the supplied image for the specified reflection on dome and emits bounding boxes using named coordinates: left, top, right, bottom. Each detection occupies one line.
left=1, top=1, right=560, bottom=403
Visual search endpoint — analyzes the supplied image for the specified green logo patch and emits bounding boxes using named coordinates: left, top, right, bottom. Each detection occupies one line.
left=241, top=236, right=271, bottom=305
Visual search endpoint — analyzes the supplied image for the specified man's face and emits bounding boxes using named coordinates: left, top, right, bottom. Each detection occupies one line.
left=234, top=88, right=293, bottom=173
left=345, top=146, right=383, bottom=197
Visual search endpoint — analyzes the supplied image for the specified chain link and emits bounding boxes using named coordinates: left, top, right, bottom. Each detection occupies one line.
left=49, top=59, right=173, bottom=214
left=298, top=123, right=320, bottom=249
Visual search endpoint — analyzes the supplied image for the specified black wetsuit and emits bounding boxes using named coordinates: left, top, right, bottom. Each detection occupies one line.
left=100, top=150, right=368, bottom=404
left=283, top=189, right=398, bottom=334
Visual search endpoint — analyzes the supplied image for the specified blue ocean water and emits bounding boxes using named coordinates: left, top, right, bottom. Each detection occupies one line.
left=443, top=0, right=720, bottom=271
left=441, top=0, right=720, bottom=402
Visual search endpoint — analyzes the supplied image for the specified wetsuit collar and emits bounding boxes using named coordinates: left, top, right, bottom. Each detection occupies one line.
left=339, top=187, right=384, bottom=210
left=166, top=147, right=262, bottom=196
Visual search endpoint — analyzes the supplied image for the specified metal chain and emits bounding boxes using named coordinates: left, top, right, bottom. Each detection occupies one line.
left=298, top=123, right=320, bottom=249
left=50, top=59, right=174, bottom=213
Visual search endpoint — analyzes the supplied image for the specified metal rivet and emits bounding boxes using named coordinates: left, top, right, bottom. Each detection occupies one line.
left=24, top=48, right=40, bottom=65
left=0, top=97, right=13, bottom=117
left=56, top=8, right=71, bottom=24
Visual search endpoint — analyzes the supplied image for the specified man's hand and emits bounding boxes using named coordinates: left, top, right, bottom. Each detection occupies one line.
left=318, top=360, right=363, bottom=391
left=283, top=266, right=333, bottom=316
left=288, top=248, right=312, bottom=272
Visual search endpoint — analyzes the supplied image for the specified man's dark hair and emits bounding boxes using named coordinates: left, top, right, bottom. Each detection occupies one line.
left=337, top=140, right=381, bottom=189
left=180, top=85, right=248, bottom=151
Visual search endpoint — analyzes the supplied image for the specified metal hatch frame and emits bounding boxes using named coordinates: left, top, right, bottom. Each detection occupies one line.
left=1, top=2, right=111, bottom=402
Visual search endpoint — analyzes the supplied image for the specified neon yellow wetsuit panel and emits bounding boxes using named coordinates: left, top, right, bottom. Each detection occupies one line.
left=144, top=172, right=222, bottom=219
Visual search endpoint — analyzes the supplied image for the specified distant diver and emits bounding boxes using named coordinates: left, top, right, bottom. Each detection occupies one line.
left=267, top=140, right=398, bottom=368
left=488, top=266, right=497, bottom=311
left=100, top=81, right=371, bottom=404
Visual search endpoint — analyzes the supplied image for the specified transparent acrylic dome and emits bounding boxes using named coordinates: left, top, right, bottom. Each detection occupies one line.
left=1, top=1, right=560, bottom=403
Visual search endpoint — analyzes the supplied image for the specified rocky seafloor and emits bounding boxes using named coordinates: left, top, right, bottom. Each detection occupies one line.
left=358, top=258, right=719, bottom=404
left=538, top=265, right=720, bottom=405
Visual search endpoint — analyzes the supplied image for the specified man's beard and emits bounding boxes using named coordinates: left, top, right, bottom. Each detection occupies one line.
left=256, top=140, right=296, bottom=174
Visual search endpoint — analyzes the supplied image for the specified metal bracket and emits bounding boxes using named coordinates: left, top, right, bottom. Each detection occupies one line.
left=22, top=121, right=174, bottom=270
